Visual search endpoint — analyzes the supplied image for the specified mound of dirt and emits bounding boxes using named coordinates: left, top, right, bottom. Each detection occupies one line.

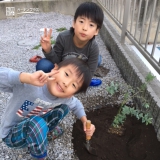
left=72, top=106, right=160, bottom=160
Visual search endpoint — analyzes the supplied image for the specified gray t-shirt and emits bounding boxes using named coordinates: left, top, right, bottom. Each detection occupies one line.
left=44, top=30, right=99, bottom=76
left=0, top=67, right=86, bottom=138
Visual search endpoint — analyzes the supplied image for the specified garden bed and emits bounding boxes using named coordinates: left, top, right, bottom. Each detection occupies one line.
left=72, top=105, right=160, bottom=160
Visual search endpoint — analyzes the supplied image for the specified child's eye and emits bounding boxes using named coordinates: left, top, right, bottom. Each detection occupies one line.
left=90, top=24, right=94, bottom=27
left=72, top=84, right=76, bottom=89
left=65, top=72, right=69, bottom=77
left=79, top=20, right=83, bottom=23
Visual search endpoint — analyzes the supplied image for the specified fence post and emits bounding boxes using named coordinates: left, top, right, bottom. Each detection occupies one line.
left=121, top=0, right=131, bottom=43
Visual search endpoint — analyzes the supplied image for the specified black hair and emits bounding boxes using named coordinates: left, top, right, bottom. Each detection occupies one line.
left=70, top=2, right=104, bottom=33
left=58, top=57, right=92, bottom=93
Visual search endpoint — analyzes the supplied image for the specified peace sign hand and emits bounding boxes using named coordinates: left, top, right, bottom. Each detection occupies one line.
left=40, top=28, right=52, bottom=53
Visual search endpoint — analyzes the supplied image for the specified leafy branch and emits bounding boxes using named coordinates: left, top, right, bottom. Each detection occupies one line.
left=106, top=72, right=155, bottom=128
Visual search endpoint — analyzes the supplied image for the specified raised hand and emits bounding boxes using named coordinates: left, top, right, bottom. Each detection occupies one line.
left=40, top=28, right=52, bottom=53
left=47, top=64, right=59, bottom=81
left=20, top=69, right=59, bottom=87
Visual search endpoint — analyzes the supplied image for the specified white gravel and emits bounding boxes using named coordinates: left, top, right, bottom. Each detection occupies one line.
left=0, top=12, right=125, bottom=160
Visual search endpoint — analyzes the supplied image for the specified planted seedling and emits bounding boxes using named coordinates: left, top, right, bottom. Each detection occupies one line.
left=107, top=72, right=155, bottom=136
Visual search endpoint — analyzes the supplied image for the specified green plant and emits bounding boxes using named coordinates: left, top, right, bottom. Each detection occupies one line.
left=56, top=27, right=67, bottom=32
left=51, top=40, right=56, bottom=45
left=106, top=81, right=119, bottom=96
left=107, top=72, right=155, bottom=128
left=33, top=44, right=41, bottom=50
left=32, top=39, right=55, bottom=50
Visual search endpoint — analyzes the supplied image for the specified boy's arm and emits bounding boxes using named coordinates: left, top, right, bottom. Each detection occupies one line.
left=87, top=41, right=99, bottom=76
left=42, top=33, right=64, bottom=64
left=20, top=70, right=57, bottom=86
left=68, top=97, right=96, bottom=137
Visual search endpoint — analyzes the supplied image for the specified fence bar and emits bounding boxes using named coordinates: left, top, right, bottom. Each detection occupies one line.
left=121, top=0, right=131, bottom=43
left=151, top=17, right=160, bottom=57
left=117, top=0, right=119, bottom=20
left=130, top=0, right=136, bottom=34
left=111, top=0, right=113, bottom=14
left=98, top=0, right=122, bottom=29
left=120, top=0, right=123, bottom=23
left=107, top=0, right=109, bottom=9
left=97, top=0, right=160, bottom=74
left=134, top=0, right=142, bottom=38
left=139, top=0, right=149, bottom=43
left=113, top=0, right=116, bottom=17
left=126, top=32, right=160, bottom=74
left=115, top=0, right=117, bottom=19
left=145, top=0, right=157, bottom=49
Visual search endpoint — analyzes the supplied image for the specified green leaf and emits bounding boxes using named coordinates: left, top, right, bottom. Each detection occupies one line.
left=144, top=103, right=150, bottom=109
left=56, top=27, right=67, bottom=32
left=145, top=72, right=155, bottom=83
left=106, top=81, right=119, bottom=96
left=122, top=106, right=130, bottom=115
left=140, top=83, right=146, bottom=91
left=130, top=108, right=138, bottom=116
left=145, top=117, right=153, bottom=125
left=51, top=40, right=56, bottom=45
left=32, top=44, right=41, bottom=50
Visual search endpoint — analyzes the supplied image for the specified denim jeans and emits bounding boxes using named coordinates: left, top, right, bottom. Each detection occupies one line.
left=36, top=55, right=102, bottom=72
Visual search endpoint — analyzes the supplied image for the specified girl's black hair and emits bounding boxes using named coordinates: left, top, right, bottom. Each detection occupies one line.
left=70, top=2, right=104, bottom=33
left=58, top=57, right=92, bottom=93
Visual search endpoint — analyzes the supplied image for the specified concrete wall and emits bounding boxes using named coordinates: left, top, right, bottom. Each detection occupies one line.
left=0, top=0, right=89, bottom=20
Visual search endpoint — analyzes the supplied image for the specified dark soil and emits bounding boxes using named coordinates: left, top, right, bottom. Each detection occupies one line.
left=72, top=106, right=160, bottom=160
left=94, top=66, right=109, bottom=77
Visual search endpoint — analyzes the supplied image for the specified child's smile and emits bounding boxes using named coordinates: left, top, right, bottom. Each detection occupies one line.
left=56, top=82, right=64, bottom=92
left=47, top=65, right=83, bottom=98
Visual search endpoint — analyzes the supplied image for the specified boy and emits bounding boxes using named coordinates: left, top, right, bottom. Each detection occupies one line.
left=36, top=2, right=104, bottom=84
left=0, top=58, right=95, bottom=160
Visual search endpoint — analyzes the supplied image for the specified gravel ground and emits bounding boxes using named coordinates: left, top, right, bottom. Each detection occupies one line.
left=0, top=12, right=125, bottom=160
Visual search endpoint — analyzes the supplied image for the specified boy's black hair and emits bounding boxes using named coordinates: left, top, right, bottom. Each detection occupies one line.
left=70, top=2, right=104, bottom=33
left=58, top=57, right=92, bottom=93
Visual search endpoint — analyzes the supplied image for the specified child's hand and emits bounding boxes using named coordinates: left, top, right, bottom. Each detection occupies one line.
left=40, top=28, right=52, bottom=53
left=20, top=70, right=59, bottom=86
left=30, top=71, right=53, bottom=86
left=47, top=64, right=59, bottom=81
left=30, top=70, right=59, bottom=86
left=83, top=122, right=96, bottom=137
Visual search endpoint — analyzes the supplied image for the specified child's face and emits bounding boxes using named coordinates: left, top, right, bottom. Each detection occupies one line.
left=47, top=65, right=83, bottom=98
left=72, top=16, right=99, bottom=43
